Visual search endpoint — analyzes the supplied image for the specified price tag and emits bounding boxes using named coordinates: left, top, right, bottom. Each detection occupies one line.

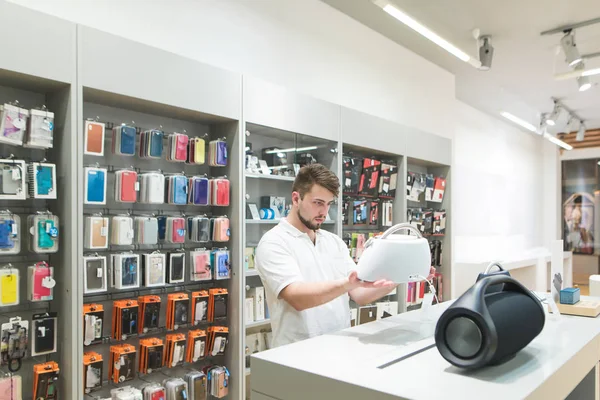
left=42, top=276, right=56, bottom=289
left=100, top=227, right=108, bottom=237
left=12, top=118, right=25, bottom=130
left=97, top=268, right=103, bottom=278
left=11, top=168, right=20, bottom=181
left=383, top=183, right=389, bottom=193
left=49, top=227, right=58, bottom=237
left=345, top=178, right=351, bottom=187
left=134, top=182, right=140, bottom=191
left=46, top=222, right=51, bottom=233
left=11, top=223, right=17, bottom=236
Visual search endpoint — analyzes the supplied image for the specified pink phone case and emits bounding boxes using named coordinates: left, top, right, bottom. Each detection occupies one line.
left=175, top=135, right=189, bottom=161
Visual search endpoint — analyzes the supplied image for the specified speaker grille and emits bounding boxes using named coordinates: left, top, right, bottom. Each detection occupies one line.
left=445, top=316, right=482, bottom=359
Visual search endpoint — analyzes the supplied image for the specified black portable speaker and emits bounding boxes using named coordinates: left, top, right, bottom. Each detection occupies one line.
left=434, top=274, right=545, bottom=369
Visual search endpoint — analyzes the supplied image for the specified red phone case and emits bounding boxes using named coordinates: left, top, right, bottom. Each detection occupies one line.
left=175, top=135, right=189, bottom=161
left=120, top=171, right=138, bottom=202
left=171, top=218, right=185, bottom=243
left=216, top=180, right=230, bottom=206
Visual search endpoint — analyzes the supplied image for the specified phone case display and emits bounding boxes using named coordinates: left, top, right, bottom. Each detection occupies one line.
left=28, top=162, right=57, bottom=199
left=207, top=326, right=228, bottom=357
left=111, top=254, right=140, bottom=290
left=139, top=338, right=164, bottom=374
left=135, top=217, right=159, bottom=245
left=0, top=160, right=26, bottom=200
left=378, top=163, right=397, bottom=198
left=111, top=386, right=143, bottom=399
left=206, top=366, right=229, bottom=398
left=208, top=289, right=228, bottom=323
left=0, top=267, right=19, bottom=306
left=186, top=330, right=207, bottom=364
left=83, top=352, right=103, bottom=393
left=143, top=383, right=166, bottom=400
left=140, top=129, right=164, bottom=159
left=112, top=125, right=137, bottom=156
left=166, top=133, right=189, bottom=162
left=164, top=334, right=186, bottom=368
left=0, top=213, right=20, bottom=255
left=407, top=172, right=446, bottom=203
left=433, top=210, right=446, bottom=234
left=28, top=213, right=59, bottom=254
left=166, top=293, right=189, bottom=330
left=211, top=217, right=230, bottom=242
left=0, top=373, right=22, bottom=399
left=164, top=377, right=188, bottom=399
left=139, top=173, right=165, bottom=204
left=84, top=120, right=106, bottom=156
left=382, top=201, right=394, bottom=227
left=190, top=291, right=209, bottom=327
left=109, top=344, right=136, bottom=384
left=111, top=216, right=135, bottom=245
left=0, top=103, right=28, bottom=146
left=112, top=300, right=139, bottom=340
left=166, top=252, right=185, bottom=284
left=190, top=249, right=211, bottom=282
left=158, top=217, right=186, bottom=244
left=343, top=156, right=362, bottom=195
left=115, top=170, right=138, bottom=203
left=432, top=177, right=446, bottom=202
left=83, top=167, right=107, bottom=205
left=208, top=139, right=227, bottom=167
left=210, top=178, right=230, bottom=206
left=28, top=262, right=55, bottom=302
left=1, top=317, right=27, bottom=371
left=212, top=248, right=230, bottom=280
left=139, top=296, right=161, bottom=334
left=31, top=312, right=57, bottom=356
left=142, top=252, right=166, bottom=287
left=185, top=370, right=207, bottom=399
left=369, top=201, right=379, bottom=226
left=83, top=304, right=104, bottom=346
left=83, top=256, right=108, bottom=294
left=407, top=208, right=435, bottom=235
left=358, top=158, right=381, bottom=197
left=26, top=108, right=54, bottom=149
left=32, top=361, right=59, bottom=399
left=166, top=175, right=188, bottom=205
left=85, top=216, right=109, bottom=249
left=187, top=137, right=206, bottom=165
left=188, top=176, right=209, bottom=206
left=187, top=216, right=211, bottom=243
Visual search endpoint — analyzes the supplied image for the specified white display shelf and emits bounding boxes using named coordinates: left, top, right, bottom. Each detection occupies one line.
left=246, top=219, right=335, bottom=224
left=246, top=173, right=295, bottom=182
left=246, top=319, right=271, bottom=329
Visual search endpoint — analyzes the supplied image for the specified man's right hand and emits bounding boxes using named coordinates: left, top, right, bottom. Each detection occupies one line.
left=345, top=270, right=396, bottom=291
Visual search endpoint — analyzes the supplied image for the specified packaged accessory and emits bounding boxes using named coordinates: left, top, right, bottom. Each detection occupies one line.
left=111, top=254, right=140, bottom=290
left=142, top=252, right=166, bottom=287
left=139, top=129, right=164, bottom=159
left=206, top=366, right=229, bottom=398
left=191, top=291, right=209, bottom=325
left=83, top=256, right=107, bottom=294
left=139, top=173, right=165, bottom=204
left=160, top=217, right=186, bottom=244
left=28, top=213, right=59, bottom=253
left=166, top=252, right=186, bottom=284
left=112, top=300, right=139, bottom=340
left=83, top=304, right=104, bottom=346
left=84, top=167, right=107, bottom=205
left=187, top=136, right=206, bottom=165
left=0, top=103, right=28, bottom=146
left=31, top=312, right=57, bottom=356
left=0, top=317, right=27, bottom=372
left=163, top=378, right=188, bottom=400
left=342, top=156, right=363, bottom=195
left=84, top=120, right=105, bottom=156
left=163, top=334, right=186, bottom=368
left=138, top=296, right=161, bottom=334
left=185, top=370, right=207, bottom=400
left=208, top=139, right=227, bottom=167
left=207, top=327, right=228, bottom=357
left=0, top=267, right=19, bottom=306
left=32, top=361, right=59, bottom=399
left=143, top=383, right=166, bottom=400
left=212, top=248, right=230, bottom=280
left=114, top=170, right=138, bottom=203
left=166, top=293, right=189, bottom=330
left=186, top=330, right=207, bottom=363
left=0, top=212, right=20, bottom=255
left=83, top=352, right=103, bottom=393
left=188, top=176, right=209, bottom=206
left=112, top=125, right=137, bottom=156
left=139, top=338, right=164, bottom=374
left=134, top=217, right=158, bottom=245
left=167, top=133, right=189, bottom=162
left=85, top=216, right=109, bottom=249
left=111, top=216, right=134, bottom=245
left=211, top=216, right=230, bottom=242
left=28, top=262, right=55, bottom=302
left=210, top=177, right=230, bottom=206
left=0, top=373, right=22, bottom=400
left=378, top=162, right=398, bottom=198
left=208, top=288, right=228, bottom=322
left=358, top=158, right=381, bottom=197
left=166, top=175, right=188, bottom=205
left=0, top=159, right=26, bottom=200
left=111, top=386, right=143, bottom=399
left=26, top=107, right=54, bottom=149
left=187, top=216, right=210, bottom=243
left=109, top=344, right=136, bottom=384
left=190, top=249, right=211, bottom=282
left=28, top=162, right=57, bottom=199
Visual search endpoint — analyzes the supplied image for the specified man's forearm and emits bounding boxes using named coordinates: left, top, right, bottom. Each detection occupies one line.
left=280, top=279, right=351, bottom=311
left=350, top=286, right=398, bottom=306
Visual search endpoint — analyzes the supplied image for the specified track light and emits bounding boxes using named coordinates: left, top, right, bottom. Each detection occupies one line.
left=561, top=31, right=583, bottom=67
left=577, top=73, right=592, bottom=92
left=545, top=102, right=561, bottom=126
left=478, top=35, right=494, bottom=71
left=576, top=122, right=586, bottom=141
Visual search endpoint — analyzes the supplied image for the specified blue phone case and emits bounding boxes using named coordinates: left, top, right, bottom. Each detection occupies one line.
left=173, top=176, right=188, bottom=205
left=120, top=126, right=136, bottom=156
left=86, top=169, right=106, bottom=203
left=149, top=131, right=164, bottom=158
left=0, top=222, right=13, bottom=249
left=157, top=216, right=167, bottom=240
left=36, top=166, right=53, bottom=195
left=192, top=178, right=209, bottom=205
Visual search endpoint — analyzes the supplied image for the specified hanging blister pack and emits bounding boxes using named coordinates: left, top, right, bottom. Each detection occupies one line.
left=163, top=377, right=188, bottom=400
left=31, top=312, right=58, bottom=356
left=32, top=361, right=60, bottom=399
left=138, top=296, right=161, bottom=334
left=112, top=125, right=137, bottom=156
left=84, top=120, right=105, bottom=156
left=0, top=212, right=20, bottom=255
left=191, top=290, right=209, bottom=325
left=28, top=261, right=55, bottom=302
left=83, top=256, right=107, bottom=294
left=186, top=329, right=207, bottom=363
left=188, top=176, right=209, bottom=206
left=208, top=139, right=227, bottom=167
left=83, top=304, right=104, bottom=346
left=0, top=373, right=22, bottom=400
left=0, top=317, right=28, bottom=372
left=84, top=167, right=107, bottom=205
left=166, top=293, right=189, bottom=330
left=142, top=252, right=166, bottom=287
left=112, top=300, right=139, bottom=340
left=135, top=217, right=158, bottom=245
left=28, top=162, right=57, bottom=199
left=185, top=370, right=207, bottom=400
left=142, top=383, right=166, bottom=400
left=139, top=338, right=164, bottom=374
left=210, top=177, right=230, bottom=206
left=211, top=216, right=230, bottom=242
left=83, top=351, right=103, bottom=393
left=190, top=249, right=212, bottom=282
left=206, top=365, right=229, bottom=398
left=187, top=216, right=211, bottom=243
left=212, top=248, right=231, bottom=280
left=139, top=173, right=165, bottom=204
left=208, top=289, right=228, bottom=322
left=25, top=107, right=54, bottom=149
left=139, top=129, right=164, bottom=159
left=111, top=216, right=135, bottom=245
left=115, top=170, right=138, bottom=203
left=85, top=216, right=109, bottom=249
left=28, top=213, right=59, bottom=253
left=112, top=254, right=140, bottom=290
left=166, top=175, right=188, bottom=205
left=164, top=334, right=186, bottom=368
left=0, top=103, right=28, bottom=146
left=166, top=252, right=186, bottom=284
left=109, top=344, right=136, bottom=384
left=187, top=136, right=206, bottom=165
left=0, top=267, right=19, bottom=306
left=166, top=133, right=189, bottom=162
left=0, top=159, right=26, bottom=200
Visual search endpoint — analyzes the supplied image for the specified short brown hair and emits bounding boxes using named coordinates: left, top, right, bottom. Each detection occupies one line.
left=292, top=163, right=339, bottom=198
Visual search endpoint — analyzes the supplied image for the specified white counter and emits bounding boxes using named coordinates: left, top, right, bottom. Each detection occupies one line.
left=250, top=299, right=600, bottom=400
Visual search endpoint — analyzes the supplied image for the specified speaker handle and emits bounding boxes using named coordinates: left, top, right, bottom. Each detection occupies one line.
left=484, top=261, right=506, bottom=274
left=471, top=274, right=536, bottom=300
left=365, top=222, right=424, bottom=249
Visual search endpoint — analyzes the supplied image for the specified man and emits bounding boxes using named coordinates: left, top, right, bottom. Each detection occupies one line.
left=255, top=163, right=396, bottom=348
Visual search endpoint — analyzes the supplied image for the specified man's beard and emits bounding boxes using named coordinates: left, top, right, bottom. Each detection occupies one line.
left=297, top=209, right=322, bottom=231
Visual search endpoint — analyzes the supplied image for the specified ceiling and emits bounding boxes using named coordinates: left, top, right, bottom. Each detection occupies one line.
left=322, top=0, right=600, bottom=134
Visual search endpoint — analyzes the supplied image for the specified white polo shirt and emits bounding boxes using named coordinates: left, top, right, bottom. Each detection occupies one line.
left=255, top=218, right=353, bottom=348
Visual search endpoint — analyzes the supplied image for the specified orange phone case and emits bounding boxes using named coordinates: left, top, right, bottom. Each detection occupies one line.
left=85, top=121, right=105, bottom=155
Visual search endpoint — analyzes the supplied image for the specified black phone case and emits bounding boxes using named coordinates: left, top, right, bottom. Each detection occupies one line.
left=121, top=307, right=138, bottom=336
left=174, top=301, right=189, bottom=325
left=34, top=318, right=55, bottom=354
left=144, top=303, right=160, bottom=330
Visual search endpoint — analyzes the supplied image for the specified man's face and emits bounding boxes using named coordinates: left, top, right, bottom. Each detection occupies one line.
left=293, top=184, right=336, bottom=231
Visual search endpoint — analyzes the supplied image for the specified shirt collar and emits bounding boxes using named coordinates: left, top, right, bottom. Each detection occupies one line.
left=279, top=217, right=322, bottom=238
